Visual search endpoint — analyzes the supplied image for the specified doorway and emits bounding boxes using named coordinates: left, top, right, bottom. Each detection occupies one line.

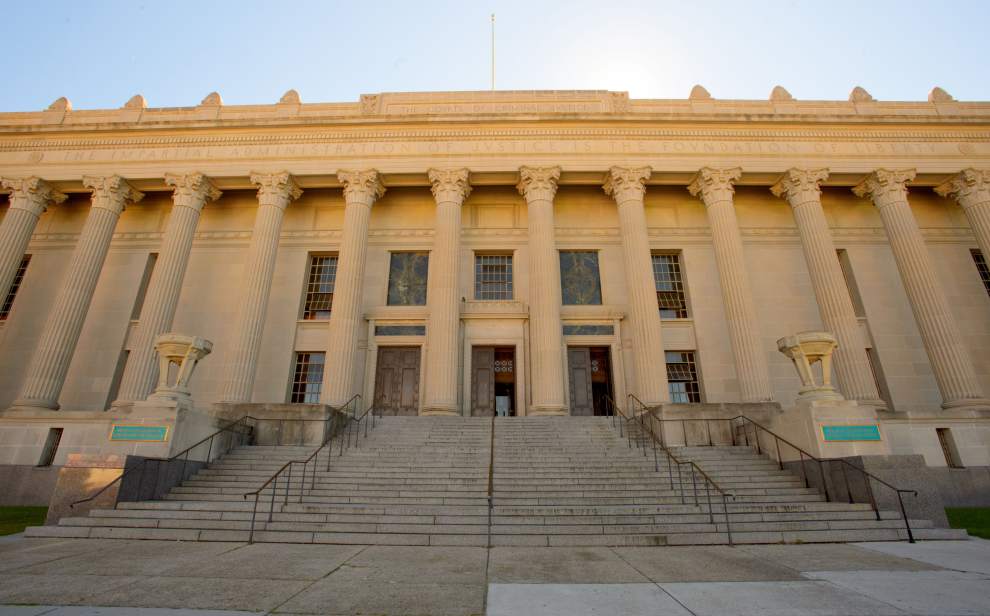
left=471, top=346, right=516, bottom=416
left=567, top=346, right=613, bottom=416
left=374, top=346, right=421, bottom=416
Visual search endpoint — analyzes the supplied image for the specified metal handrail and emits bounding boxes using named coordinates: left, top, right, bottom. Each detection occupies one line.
left=486, top=414, right=496, bottom=548
left=727, top=414, right=918, bottom=542
left=606, top=394, right=735, bottom=545
left=72, top=415, right=255, bottom=508
left=242, top=394, right=369, bottom=543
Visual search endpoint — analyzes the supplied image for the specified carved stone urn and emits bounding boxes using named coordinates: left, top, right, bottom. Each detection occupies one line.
left=777, top=331, right=843, bottom=401
left=148, top=333, right=213, bottom=401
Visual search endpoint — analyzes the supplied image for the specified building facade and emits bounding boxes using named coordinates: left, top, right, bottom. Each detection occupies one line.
left=0, top=88, right=989, bottom=498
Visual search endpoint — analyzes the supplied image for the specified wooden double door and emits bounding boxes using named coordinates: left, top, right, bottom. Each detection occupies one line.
left=374, top=346, right=421, bottom=416
left=471, top=346, right=516, bottom=416
left=567, top=346, right=613, bottom=416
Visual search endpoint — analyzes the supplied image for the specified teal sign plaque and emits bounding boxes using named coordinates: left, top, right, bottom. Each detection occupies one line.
left=822, top=425, right=881, bottom=442
left=110, top=425, right=169, bottom=442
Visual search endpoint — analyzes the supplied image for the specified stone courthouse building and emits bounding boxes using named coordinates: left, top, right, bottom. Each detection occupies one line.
left=0, top=87, right=989, bottom=509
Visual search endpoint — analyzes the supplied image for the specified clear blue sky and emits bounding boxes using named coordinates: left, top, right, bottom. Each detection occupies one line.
left=1, top=0, right=986, bottom=111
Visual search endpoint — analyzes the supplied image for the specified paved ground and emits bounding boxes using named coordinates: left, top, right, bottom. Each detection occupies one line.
left=0, top=535, right=987, bottom=615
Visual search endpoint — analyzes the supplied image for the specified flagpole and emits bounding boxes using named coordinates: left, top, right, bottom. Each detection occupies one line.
left=491, top=14, right=495, bottom=90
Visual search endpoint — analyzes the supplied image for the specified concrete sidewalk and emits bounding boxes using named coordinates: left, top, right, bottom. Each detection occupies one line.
left=0, top=536, right=986, bottom=615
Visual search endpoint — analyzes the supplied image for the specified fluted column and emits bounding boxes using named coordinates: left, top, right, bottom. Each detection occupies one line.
left=603, top=166, right=668, bottom=406
left=221, top=172, right=301, bottom=402
left=12, top=176, right=143, bottom=410
left=518, top=166, right=566, bottom=415
left=115, top=173, right=221, bottom=404
left=936, top=168, right=990, bottom=261
left=322, top=170, right=385, bottom=407
left=854, top=169, right=988, bottom=410
left=688, top=168, right=773, bottom=402
left=0, top=177, right=65, bottom=301
left=771, top=169, right=882, bottom=405
left=423, top=168, right=471, bottom=416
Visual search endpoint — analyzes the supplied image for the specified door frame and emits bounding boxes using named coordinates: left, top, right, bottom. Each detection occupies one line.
left=463, top=338, right=526, bottom=417
left=365, top=340, right=425, bottom=416
left=561, top=321, right=626, bottom=414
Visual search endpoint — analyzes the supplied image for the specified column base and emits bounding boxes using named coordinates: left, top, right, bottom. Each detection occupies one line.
left=421, top=405, right=459, bottom=417
left=941, top=397, right=990, bottom=412
left=6, top=398, right=60, bottom=414
left=528, top=405, right=568, bottom=416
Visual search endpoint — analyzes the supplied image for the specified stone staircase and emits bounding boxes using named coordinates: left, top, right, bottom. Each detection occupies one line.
left=27, top=416, right=965, bottom=545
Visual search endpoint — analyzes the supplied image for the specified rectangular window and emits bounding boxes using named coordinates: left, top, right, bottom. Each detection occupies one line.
left=652, top=253, right=688, bottom=318
left=37, top=428, right=63, bottom=467
left=0, top=255, right=30, bottom=320
left=666, top=351, right=701, bottom=403
left=836, top=249, right=866, bottom=317
left=559, top=251, right=602, bottom=305
left=290, top=352, right=325, bottom=403
left=387, top=252, right=429, bottom=306
left=936, top=428, right=963, bottom=468
left=866, top=347, right=894, bottom=411
left=131, top=253, right=159, bottom=320
left=302, top=254, right=338, bottom=319
left=972, top=250, right=990, bottom=297
left=475, top=254, right=513, bottom=300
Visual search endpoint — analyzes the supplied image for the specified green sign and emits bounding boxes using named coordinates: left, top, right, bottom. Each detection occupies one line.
left=110, top=425, right=169, bottom=442
left=822, top=425, right=881, bottom=442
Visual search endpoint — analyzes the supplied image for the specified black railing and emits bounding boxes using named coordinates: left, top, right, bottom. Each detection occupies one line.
left=243, top=395, right=373, bottom=543
left=72, top=415, right=255, bottom=509
left=486, top=414, right=496, bottom=548
left=622, top=412, right=919, bottom=543
left=605, top=394, right=735, bottom=545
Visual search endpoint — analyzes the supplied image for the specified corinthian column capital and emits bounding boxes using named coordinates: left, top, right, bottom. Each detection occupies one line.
left=771, top=168, right=830, bottom=206
left=82, top=175, right=144, bottom=214
left=688, top=167, right=742, bottom=205
left=428, top=168, right=472, bottom=205
left=852, top=169, right=916, bottom=209
left=2, top=177, right=66, bottom=217
left=935, top=168, right=990, bottom=210
left=250, top=171, right=302, bottom=209
left=517, top=166, right=561, bottom=202
left=165, top=172, right=222, bottom=210
left=603, top=166, right=651, bottom=203
left=338, top=169, right=385, bottom=206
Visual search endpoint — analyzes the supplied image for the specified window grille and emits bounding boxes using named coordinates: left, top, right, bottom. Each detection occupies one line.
left=290, top=352, right=325, bottom=403
left=973, top=250, right=990, bottom=297
left=302, top=255, right=338, bottom=319
left=652, top=254, right=688, bottom=318
left=666, top=350, right=700, bottom=403
left=475, top=254, right=513, bottom=300
left=0, top=255, right=30, bottom=320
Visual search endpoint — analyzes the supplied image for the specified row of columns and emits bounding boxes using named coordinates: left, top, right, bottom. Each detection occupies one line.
left=0, top=167, right=988, bottom=413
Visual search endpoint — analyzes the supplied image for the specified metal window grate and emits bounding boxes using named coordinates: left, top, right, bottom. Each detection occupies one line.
left=290, top=352, right=325, bottom=403
left=973, top=250, right=990, bottom=297
left=475, top=254, right=513, bottom=300
left=666, top=350, right=700, bottom=403
left=652, top=254, right=688, bottom=318
left=0, top=255, right=30, bottom=320
left=302, top=255, right=338, bottom=319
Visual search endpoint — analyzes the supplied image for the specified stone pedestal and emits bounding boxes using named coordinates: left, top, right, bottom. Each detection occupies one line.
left=115, top=173, right=220, bottom=404
left=771, top=398, right=889, bottom=459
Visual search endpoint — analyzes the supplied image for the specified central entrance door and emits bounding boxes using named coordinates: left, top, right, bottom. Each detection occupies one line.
left=567, top=346, right=613, bottom=416
left=471, top=346, right=516, bottom=416
left=374, top=346, right=421, bottom=416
